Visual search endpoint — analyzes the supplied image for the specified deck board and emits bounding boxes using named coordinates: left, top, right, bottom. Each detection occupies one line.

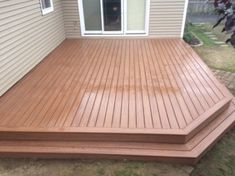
left=0, top=39, right=231, bottom=131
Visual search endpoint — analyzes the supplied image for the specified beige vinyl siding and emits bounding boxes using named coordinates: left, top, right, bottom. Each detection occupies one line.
left=0, top=0, right=65, bottom=96
left=149, top=0, right=185, bottom=37
left=62, top=0, right=81, bottom=38
left=62, top=0, right=185, bottom=38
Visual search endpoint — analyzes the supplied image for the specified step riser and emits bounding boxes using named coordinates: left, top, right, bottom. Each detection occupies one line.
left=185, top=100, right=231, bottom=142
left=0, top=105, right=233, bottom=165
left=195, top=115, right=235, bottom=163
left=0, top=132, right=186, bottom=143
left=0, top=100, right=231, bottom=144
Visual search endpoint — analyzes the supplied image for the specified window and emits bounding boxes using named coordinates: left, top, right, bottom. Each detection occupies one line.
left=82, top=0, right=102, bottom=31
left=126, top=0, right=146, bottom=32
left=40, top=0, right=54, bottom=15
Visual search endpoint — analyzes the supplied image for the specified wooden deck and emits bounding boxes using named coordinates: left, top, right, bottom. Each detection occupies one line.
left=0, top=38, right=234, bottom=164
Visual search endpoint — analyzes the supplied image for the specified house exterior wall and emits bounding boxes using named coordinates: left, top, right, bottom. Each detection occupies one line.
left=63, top=0, right=186, bottom=38
left=62, top=0, right=81, bottom=38
left=149, top=0, right=185, bottom=37
left=0, top=0, right=65, bottom=96
left=0, top=0, right=186, bottom=96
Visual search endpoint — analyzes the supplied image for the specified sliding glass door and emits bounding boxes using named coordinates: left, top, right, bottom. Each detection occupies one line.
left=125, top=0, right=146, bottom=33
left=103, top=0, right=122, bottom=33
left=79, top=0, right=149, bottom=35
left=82, top=0, right=102, bottom=33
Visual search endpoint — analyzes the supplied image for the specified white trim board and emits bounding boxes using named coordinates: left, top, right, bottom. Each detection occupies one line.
left=181, top=0, right=189, bottom=38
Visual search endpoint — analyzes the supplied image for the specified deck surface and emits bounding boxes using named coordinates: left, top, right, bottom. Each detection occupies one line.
left=0, top=39, right=231, bottom=132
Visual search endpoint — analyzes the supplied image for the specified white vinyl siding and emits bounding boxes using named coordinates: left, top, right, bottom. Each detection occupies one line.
left=0, top=0, right=65, bottom=96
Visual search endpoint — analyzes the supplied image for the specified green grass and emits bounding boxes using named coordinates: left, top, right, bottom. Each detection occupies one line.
left=185, top=23, right=235, bottom=73
left=185, top=24, right=216, bottom=46
left=183, top=32, right=194, bottom=44
left=197, top=23, right=232, bottom=42
left=194, top=46, right=235, bottom=73
left=0, top=159, right=193, bottom=176
left=183, top=24, right=196, bottom=44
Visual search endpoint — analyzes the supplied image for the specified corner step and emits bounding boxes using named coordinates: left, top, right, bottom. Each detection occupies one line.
left=0, top=98, right=232, bottom=144
left=0, top=100, right=234, bottom=165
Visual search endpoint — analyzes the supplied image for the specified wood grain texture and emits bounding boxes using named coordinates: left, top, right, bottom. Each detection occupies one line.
left=0, top=100, right=234, bottom=164
left=0, top=39, right=234, bottom=163
left=0, top=38, right=233, bottom=142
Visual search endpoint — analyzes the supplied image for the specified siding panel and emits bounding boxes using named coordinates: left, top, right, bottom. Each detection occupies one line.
left=149, top=0, right=185, bottom=37
left=62, top=0, right=81, bottom=38
left=0, top=0, right=65, bottom=96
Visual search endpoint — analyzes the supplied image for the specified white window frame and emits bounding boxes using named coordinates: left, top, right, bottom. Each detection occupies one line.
left=78, top=0, right=150, bottom=37
left=40, top=0, right=54, bottom=15
left=181, top=0, right=189, bottom=38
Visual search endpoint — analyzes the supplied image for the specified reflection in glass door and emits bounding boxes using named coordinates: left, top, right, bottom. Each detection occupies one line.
left=103, top=0, right=122, bottom=32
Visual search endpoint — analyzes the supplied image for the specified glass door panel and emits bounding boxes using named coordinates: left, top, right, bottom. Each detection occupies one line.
left=103, top=0, right=122, bottom=32
left=80, top=0, right=148, bottom=35
left=82, top=0, right=102, bottom=31
left=126, top=0, right=146, bottom=32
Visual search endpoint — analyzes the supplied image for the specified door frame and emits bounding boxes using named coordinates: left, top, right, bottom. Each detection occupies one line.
left=78, top=0, right=150, bottom=36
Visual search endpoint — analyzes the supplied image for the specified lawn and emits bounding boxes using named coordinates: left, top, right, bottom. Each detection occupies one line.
left=0, top=159, right=193, bottom=176
left=195, top=46, right=235, bottom=73
left=186, top=23, right=235, bottom=73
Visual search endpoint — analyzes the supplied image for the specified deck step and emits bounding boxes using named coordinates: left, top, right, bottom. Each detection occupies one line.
left=0, top=100, right=234, bottom=165
left=0, top=98, right=232, bottom=144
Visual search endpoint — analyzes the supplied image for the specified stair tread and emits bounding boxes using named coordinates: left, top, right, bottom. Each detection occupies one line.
left=0, top=100, right=234, bottom=164
left=0, top=97, right=232, bottom=144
